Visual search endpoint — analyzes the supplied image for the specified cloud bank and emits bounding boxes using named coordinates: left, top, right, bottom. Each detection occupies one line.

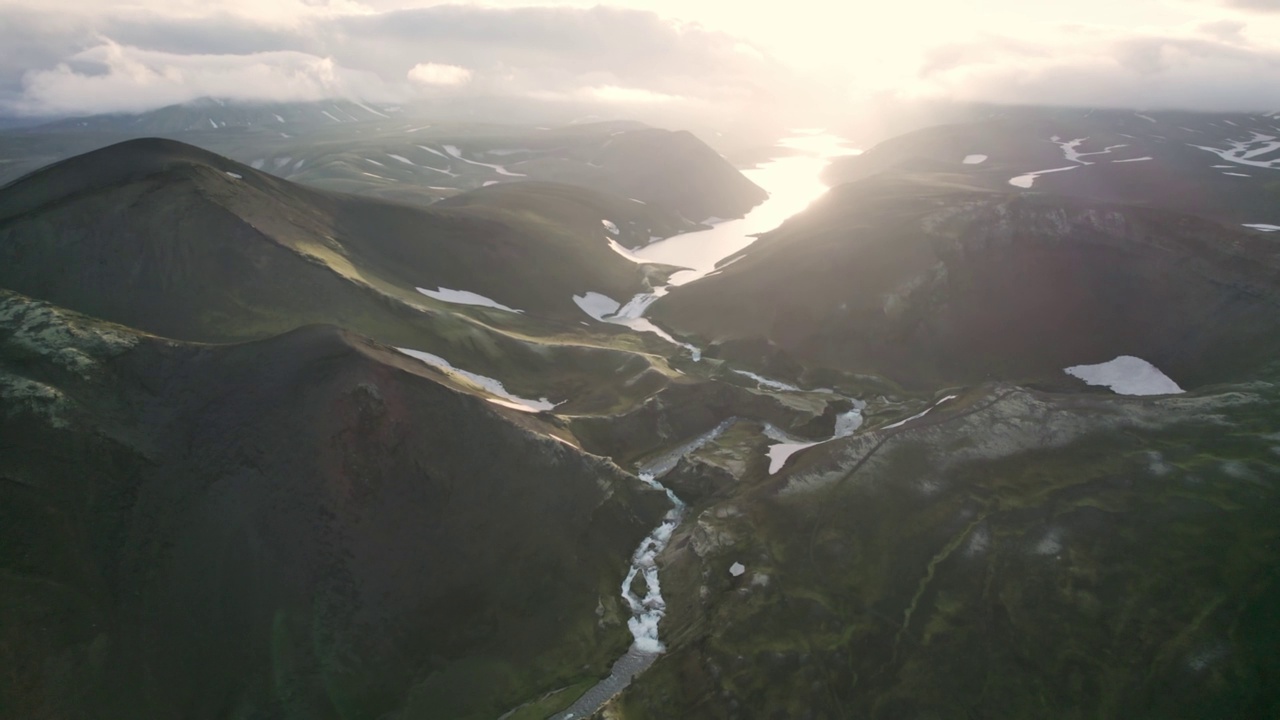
left=0, top=3, right=790, bottom=119
left=4, top=0, right=1280, bottom=119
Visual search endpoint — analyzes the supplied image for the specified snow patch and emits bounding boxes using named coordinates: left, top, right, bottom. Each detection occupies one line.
left=962, top=154, right=988, bottom=164
left=1064, top=355, right=1183, bottom=396
left=607, top=238, right=650, bottom=264
left=1112, top=156, right=1153, bottom=163
left=224, top=171, right=242, bottom=179
left=442, top=144, right=527, bottom=177
left=352, top=101, right=389, bottom=119
left=1243, top=223, right=1280, bottom=232
left=882, top=394, right=959, bottom=430
left=416, top=286, right=522, bottom=313
left=1009, top=166, right=1077, bottom=188
left=602, top=219, right=620, bottom=235
left=1191, top=133, right=1280, bottom=170
left=1052, top=138, right=1128, bottom=164
left=729, top=562, right=746, bottom=577
left=416, top=144, right=449, bottom=158
left=765, top=407, right=866, bottom=474
left=396, top=348, right=557, bottom=412
left=573, top=292, right=621, bottom=321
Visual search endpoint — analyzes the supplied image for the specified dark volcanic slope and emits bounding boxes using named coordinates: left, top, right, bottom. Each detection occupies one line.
left=569, top=128, right=768, bottom=222
left=0, top=290, right=667, bottom=720
left=650, top=177, right=1280, bottom=390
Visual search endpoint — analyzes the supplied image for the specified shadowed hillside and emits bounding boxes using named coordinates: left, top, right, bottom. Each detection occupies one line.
left=0, top=290, right=669, bottom=720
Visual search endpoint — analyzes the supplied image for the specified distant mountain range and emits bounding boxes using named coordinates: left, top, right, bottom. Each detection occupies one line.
left=0, top=99, right=767, bottom=224
left=32, top=98, right=399, bottom=134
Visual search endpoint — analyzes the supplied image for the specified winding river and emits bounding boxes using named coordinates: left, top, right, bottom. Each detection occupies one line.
left=548, top=131, right=859, bottom=719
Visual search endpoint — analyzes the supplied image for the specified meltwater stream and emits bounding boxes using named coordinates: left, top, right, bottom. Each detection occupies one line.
left=550, top=420, right=734, bottom=720
left=549, top=132, right=858, bottom=719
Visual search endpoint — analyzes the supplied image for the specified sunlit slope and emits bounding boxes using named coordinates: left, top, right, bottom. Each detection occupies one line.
left=434, top=180, right=701, bottom=253
left=0, top=138, right=697, bottom=406
left=0, top=290, right=669, bottom=720
left=650, top=176, right=1280, bottom=389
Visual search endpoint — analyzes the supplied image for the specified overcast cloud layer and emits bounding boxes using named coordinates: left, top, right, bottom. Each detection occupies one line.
left=3, top=0, right=1280, bottom=118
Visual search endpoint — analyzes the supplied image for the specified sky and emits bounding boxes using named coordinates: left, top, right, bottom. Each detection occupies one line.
left=3, top=0, right=1280, bottom=119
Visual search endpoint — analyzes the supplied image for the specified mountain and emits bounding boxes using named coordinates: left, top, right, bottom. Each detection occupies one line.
left=825, top=106, right=1280, bottom=229
left=0, top=137, right=701, bottom=407
left=0, top=289, right=671, bottom=720
left=649, top=174, right=1280, bottom=390
left=32, top=98, right=399, bottom=134
left=1, top=113, right=768, bottom=226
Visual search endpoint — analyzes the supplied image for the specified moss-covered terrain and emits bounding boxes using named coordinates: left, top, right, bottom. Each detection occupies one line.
left=609, top=383, right=1280, bottom=719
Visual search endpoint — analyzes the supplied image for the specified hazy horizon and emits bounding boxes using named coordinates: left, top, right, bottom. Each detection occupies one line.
left=4, top=0, right=1280, bottom=125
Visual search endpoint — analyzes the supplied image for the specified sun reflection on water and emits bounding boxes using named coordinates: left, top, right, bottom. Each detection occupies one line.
left=634, top=131, right=860, bottom=286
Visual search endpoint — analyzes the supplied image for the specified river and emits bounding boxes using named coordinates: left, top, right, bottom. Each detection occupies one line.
left=548, top=130, right=858, bottom=720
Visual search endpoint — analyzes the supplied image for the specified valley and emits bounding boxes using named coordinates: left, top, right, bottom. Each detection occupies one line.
left=2, top=102, right=1280, bottom=720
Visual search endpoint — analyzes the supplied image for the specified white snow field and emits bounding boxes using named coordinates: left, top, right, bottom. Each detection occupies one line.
left=415, top=286, right=522, bottom=313
left=1064, top=356, right=1184, bottom=396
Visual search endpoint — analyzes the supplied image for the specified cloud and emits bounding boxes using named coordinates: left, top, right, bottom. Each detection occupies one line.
left=9, top=0, right=1280, bottom=121
left=1221, top=0, right=1280, bottom=11
left=0, top=3, right=795, bottom=121
left=9, top=40, right=400, bottom=115
left=588, top=85, right=682, bottom=104
left=905, top=27, right=1280, bottom=111
left=407, top=62, right=472, bottom=87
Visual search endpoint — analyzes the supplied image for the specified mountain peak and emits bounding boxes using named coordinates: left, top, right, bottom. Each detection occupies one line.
left=0, top=137, right=253, bottom=221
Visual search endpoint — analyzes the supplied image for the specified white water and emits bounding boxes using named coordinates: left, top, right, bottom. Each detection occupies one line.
left=622, top=418, right=735, bottom=651
left=624, top=473, right=685, bottom=652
